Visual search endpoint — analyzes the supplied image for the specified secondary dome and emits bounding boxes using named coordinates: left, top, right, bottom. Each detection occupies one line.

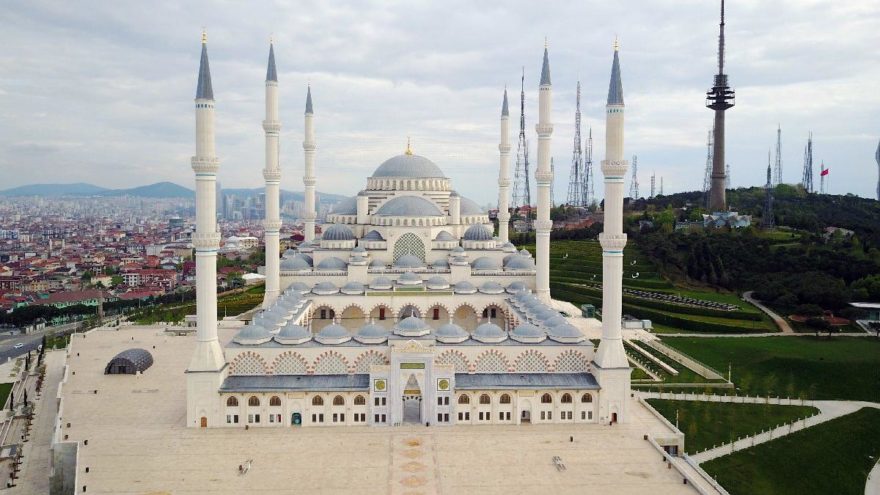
left=505, top=256, right=535, bottom=270
left=274, top=322, right=311, bottom=345
left=371, top=154, right=445, bottom=178
left=323, top=224, right=355, bottom=241
left=281, top=257, right=310, bottom=271
left=463, top=225, right=493, bottom=241
left=459, top=197, right=484, bottom=215
left=510, top=323, right=546, bottom=344
left=370, top=277, right=393, bottom=290
left=394, top=315, right=431, bottom=337
left=315, top=323, right=351, bottom=345
left=354, top=322, right=389, bottom=344
left=426, top=276, right=450, bottom=290
left=233, top=321, right=272, bottom=345
left=316, top=257, right=347, bottom=270
left=547, top=322, right=586, bottom=343
left=375, top=196, right=443, bottom=217
left=473, top=322, right=507, bottom=344
left=435, top=322, right=469, bottom=344
left=341, top=281, right=365, bottom=295
left=394, top=254, right=425, bottom=269
left=506, top=281, right=528, bottom=293
left=471, top=256, right=502, bottom=271
left=331, top=196, right=358, bottom=215
left=479, top=281, right=505, bottom=294
left=312, top=281, right=338, bottom=295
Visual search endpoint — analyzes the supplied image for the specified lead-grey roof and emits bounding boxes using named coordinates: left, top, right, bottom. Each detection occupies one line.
left=371, top=154, right=446, bottom=178
left=305, top=86, right=314, bottom=114
left=196, top=42, right=214, bottom=100
left=505, top=255, right=534, bottom=270
left=501, top=88, right=509, bottom=117
left=394, top=254, right=425, bottom=268
left=375, top=196, right=443, bottom=217
left=323, top=224, right=355, bottom=241
left=540, top=47, right=551, bottom=86
left=363, top=229, right=384, bottom=241
left=455, top=373, right=598, bottom=390
left=471, top=256, right=502, bottom=270
left=434, top=230, right=455, bottom=241
left=280, top=257, right=310, bottom=271
left=463, top=224, right=493, bottom=241
left=607, top=48, right=624, bottom=105
left=459, top=197, right=484, bottom=215
left=331, top=196, right=358, bottom=215
left=266, top=43, right=277, bottom=82
left=316, top=257, right=347, bottom=270
left=221, top=374, right=370, bottom=392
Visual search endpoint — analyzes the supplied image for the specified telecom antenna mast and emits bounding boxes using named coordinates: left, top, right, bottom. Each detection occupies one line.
left=774, top=125, right=783, bottom=185
left=703, top=129, right=713, bottom=208
left=706, top=0, right=735, bottom=211
left=583, top=127, right=595, bottom=207
left=629, top=155, right=639, bottom=199
left=802, top=132, right=814, bottom=193
left=650, top=172, right=656, bottom=199
left=512, top=68, right=532, bottom=212
left=566, top=81, right=584, bottom=206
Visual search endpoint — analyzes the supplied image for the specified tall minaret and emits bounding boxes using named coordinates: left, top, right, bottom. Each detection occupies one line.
left=594, top=40, right=631, bottom=424
left=497, top=89, right=511, bottom=243
left=262, top=41, right=282, bottom=308
left=302, top=87, right=317, bottom=241
left=534, top=43, right=553, bottom=303
left=707, top=0, right=735, bottom=211
left=187, top=31, right=226, bottom=427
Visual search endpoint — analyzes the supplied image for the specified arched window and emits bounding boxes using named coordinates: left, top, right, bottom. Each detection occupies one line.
left=500, top=394, right=511, bottom=404
left=333, top=395, right=345, bottom=406
left=458, top=394, right=470, bottom=405
left=312, top=395, right=324, bottom=406
left=479, top=394, right=491, bottom=405
left=269, top=396, right=281, bottom=407
left=541, top=393, right=552, bottom=404
left=561, top=393, right=573, bottom=404
left=226, top=396, right=239, bottom=407
left=581, top=393, right=593, bottom=403
left=248, top=396, right=260, bottom=407
left=354, top=395, right=366, bottom=406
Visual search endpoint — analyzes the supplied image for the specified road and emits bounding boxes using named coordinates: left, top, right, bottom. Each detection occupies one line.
left=0, top=334, right=44, bottom=362
left=743, top=291, right=794, bottom=334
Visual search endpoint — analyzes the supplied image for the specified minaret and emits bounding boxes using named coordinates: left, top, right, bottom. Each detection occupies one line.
left=534, top=43, right=553, bottom=303
left=706, top=0, right=735, bottom=212
left=262, top=41, right=282, bottom=308
left=497, top=89, right=511, bottom=243
left=187, top=31, right=226, bottom=427
left=303, top=87, right=317, bottom=241
left=593, top=39, right=631, bottom=424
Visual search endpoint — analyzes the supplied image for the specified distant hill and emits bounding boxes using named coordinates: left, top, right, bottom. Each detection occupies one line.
left=100, top=182, right=193, bottom=198
left=0, top=183, right=110, bottom=197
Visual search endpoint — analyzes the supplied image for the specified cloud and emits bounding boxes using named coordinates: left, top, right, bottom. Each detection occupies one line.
left=0, top=0, right=877, bottom=203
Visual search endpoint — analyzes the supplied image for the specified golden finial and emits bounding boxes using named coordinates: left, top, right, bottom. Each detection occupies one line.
left=405, top=137, right=413, bottom=155
left=201, top=29, right=207, bottom=44
left=613, top=35, right=620, bottom=52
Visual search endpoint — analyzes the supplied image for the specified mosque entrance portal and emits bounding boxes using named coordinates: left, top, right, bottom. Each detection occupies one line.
left=402, top=374, right=422, bottom=424
left=291, top=413, right=302, bottom=426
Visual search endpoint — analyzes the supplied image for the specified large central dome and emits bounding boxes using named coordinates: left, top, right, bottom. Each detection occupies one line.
left=371, top=154, right=446, bottom=178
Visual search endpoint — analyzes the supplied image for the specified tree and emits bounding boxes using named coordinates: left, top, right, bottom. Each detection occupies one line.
left=110, top=275, right=124, bottom=288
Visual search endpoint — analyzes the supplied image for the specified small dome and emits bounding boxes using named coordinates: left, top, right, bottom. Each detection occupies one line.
left=500, top=242, right=517, bottom=253
left=370, top=277, right=393, bottom=290
left=282, top=248, right=298, bottom=258
left=352, top=246, right=367, bottom=254
left=331, top=196, right=358, bottom=215
left=431, top=258, right=449, bottom=269
left=274, top=322, right=311, bottom=345
left=506, top=281, right=528, bottom=293
left=548, top=322, right=586, bottom=343
left=315, top=323, right=351, bottom=345
left=287, top=282, right=311, bottom=294
left=233, top=321, right=272, bottom=345
left=535, top=308, right=558, bottom=321
left=434, top=230, right=455, bottom=241
left=398, top=271, right=422, bottom=285
left=519, top=248, right=532, bottom=257
left=281, top=257, right=310, bottom=271
left=505, top=256, right=535, bottom=270
left=369, top=258, right=386, bottom=268
left=463, top=224, right=493, bottom=241
left=543, top=316, right=567, bottom=328
left=450, top=256, right=469, bottom=266
left=435, top=322, right=469, bottom=344
left=341, top=281, right=365, bottom=295
left=510, top=323, right=546, bottom=343
left=394, top=315, right=431, bottom=337
left=426, top=276, right=450, bottom=290
left=312, top=281, right=338, bottom=295
left=459, top=197, right=484, bottom=215
left=452, top=246, right=466, bottom=255
left=479, top=281, right=505, bottom=294
left=363, top=230, right=385, bottom=241
left=372, top=154, right=446, bottom=178
left=349, top=256, right=368, bottom=265
left=375, top=196, right=443, bottom=217
left=454, top=281, right=477, bottom=294
left=316, top=257, right=347, bottom=270
left=473, top=321, right=507, bottom=344
left=354, top=322, right=389, bottom=344
left=322, top=224, right=355, bottom=241
left=471, top=256, right=502, bottom=271
left=394, top=254, right=425, bottom=268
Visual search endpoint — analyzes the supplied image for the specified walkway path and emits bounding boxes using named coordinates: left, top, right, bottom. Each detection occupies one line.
left=742, top=291, right=793, bottom=334
left=637, top=391, right=880, bottom=464
left=866, top=461, right=880, bottom=495
left=10, top=350, right=66, bottom=494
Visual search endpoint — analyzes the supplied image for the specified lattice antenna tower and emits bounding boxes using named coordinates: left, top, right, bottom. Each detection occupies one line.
left=725, top=163, right=731, bottom=189
left=650, top=172, right=656, bottom=199
left=703, top=128, right=713, bottom=208
left=566, top=81, right=584, bottom=206
left=629, top=155, right=639, bottom=199
left=512, top=68, right=532, bottom=211
left=774, top=125, right=783, bottom=185
left=583, top=127, right=595, bottom=207
left=802, top=132, right=814, bottom=193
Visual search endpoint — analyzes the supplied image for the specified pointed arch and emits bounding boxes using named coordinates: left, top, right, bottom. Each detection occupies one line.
left=514, top=349, right=550, bottom=373
left=354, top=350, right=389, bottom=373
left=271, top=351, right=308, bottom=375
left=229, top=351, right=268, bottom=376
left=314, top=351, right=349, bottom=375
left=435, top=349, right=469, bottom=373
left=554, top=350, right=590, bottom=373
left=392, top=232, right=425, bottom=262
left=474, top=350, right=510, bottom=373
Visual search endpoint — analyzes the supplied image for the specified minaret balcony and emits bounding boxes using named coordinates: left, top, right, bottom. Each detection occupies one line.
left=191, top=157, right=219, bottom=174
left=535, top=170, right=553, bottom=184
left=535, top=123, right=554, bottom=135
left=303, top=142, right=316, bottom=151
left=599, top=233, right=628, bottom=251
left=498, top=178, right=511, bottom=188
left=192, top=232, right=221, bottom=250
left=303, top=177, right=317, bottom=186
left=263, top=219, right=282, bottom=231
left=498, top=144, right=511, bottom=153
left=262, top=120, right=281, bottom=133
left=600, top=160, right=628, bottom=177
left=263, top=169, right=281, bottom=181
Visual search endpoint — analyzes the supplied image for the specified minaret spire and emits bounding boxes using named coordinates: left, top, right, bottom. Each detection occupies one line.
left=262, top=41, right=282, bottom=307
left=498, top=87, right=512, bottom=243
left=303, top=86, right=317, bottom=241
left=266, top=42, right=277, bottom=82
left=195, top=31, right=213, bottom=100
left=534, top=42, right=554, bottom=302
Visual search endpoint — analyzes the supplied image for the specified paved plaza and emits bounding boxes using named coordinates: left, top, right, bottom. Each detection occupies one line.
left=53, top=326, right=698, bottom=494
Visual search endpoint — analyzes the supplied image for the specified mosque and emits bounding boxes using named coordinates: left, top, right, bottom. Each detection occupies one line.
left=185, top=33, right=632, bottom=429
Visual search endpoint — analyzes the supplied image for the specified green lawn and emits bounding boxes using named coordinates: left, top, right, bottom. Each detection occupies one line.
left=0, top=383, right=12, bottom=409
left=646, top=399, right=818, bottom=453
left=703, top=407, right=880, bottom=495
left=661, top=337, right=880, bottom=401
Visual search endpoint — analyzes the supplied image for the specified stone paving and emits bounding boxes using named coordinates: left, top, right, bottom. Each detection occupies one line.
left=48, top=326, right=700, bottom=494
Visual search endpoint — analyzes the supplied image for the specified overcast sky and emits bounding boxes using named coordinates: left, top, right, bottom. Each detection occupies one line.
left=1, top=0, right=878, bottom=205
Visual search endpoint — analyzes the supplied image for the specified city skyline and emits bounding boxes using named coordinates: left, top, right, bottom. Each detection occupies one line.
left=1, top=1, right=878, bottom=204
